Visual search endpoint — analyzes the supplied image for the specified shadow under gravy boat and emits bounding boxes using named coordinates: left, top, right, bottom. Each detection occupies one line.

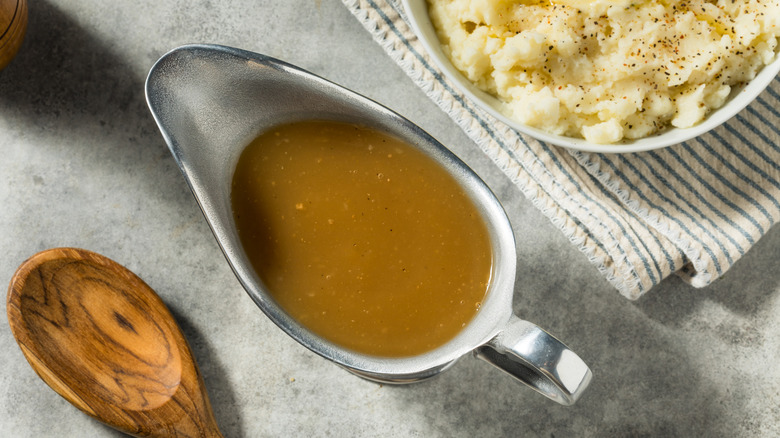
left=145, top=44, right=591, bottom=405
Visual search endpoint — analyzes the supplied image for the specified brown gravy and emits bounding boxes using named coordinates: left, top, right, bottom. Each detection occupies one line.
left=231, top=120, right=492, bottom=357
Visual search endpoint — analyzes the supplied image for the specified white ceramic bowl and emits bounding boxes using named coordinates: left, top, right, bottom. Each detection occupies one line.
left=402, top=0, right=780, bottom=153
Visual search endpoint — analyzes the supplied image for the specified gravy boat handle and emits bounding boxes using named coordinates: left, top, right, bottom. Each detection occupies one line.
left=475, top=315, right=592, bottom=405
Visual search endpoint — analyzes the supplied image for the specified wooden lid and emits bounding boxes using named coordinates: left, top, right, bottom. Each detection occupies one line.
left=0, top=0, right=27, bottom=70
left=0, top=0, right=19, bottom=36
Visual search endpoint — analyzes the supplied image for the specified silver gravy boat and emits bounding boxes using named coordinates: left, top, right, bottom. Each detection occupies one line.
left=145, top=44, right=591, bottom=405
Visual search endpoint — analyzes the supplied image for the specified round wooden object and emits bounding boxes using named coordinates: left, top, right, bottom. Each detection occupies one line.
left=0, top=0, right=27, bottom=70
left=7, top=248, right=224, bottom=438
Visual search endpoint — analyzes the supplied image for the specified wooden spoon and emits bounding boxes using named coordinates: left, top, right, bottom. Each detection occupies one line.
left=6, top=248, right=224, bottom=438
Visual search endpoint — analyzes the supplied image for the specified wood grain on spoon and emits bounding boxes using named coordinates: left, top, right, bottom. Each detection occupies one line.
left=6, top=248, right=223, bottom=438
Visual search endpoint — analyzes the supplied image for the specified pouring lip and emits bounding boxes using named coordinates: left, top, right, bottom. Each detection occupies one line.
left=145, top=43, right=518, bottom=377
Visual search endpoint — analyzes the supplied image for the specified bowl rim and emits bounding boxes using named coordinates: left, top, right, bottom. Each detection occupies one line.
left=401, top=0, right=780, bottom=154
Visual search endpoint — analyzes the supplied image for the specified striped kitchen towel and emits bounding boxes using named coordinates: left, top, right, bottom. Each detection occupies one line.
left=341, top=0, right=780, bottom=299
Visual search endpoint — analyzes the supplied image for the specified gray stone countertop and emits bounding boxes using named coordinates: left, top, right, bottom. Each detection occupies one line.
left=1, top=1, right=778, bottom=436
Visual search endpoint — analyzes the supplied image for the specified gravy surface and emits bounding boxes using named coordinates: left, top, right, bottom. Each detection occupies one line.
left=231, top=120, right=492, bottom=357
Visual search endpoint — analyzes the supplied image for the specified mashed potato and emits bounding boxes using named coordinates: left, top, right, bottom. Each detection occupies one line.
left=428, top=0, right=780, bottom=143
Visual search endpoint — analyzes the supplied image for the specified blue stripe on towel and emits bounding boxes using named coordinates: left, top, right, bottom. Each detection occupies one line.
left=588, top=155, right=684, bottom=271
left=540, top=143, right=660, bottom=285
left=757, top=96, right=780, bottom=121
left=582, top=165, right=674, bottom=276
left=616, top=154, right=728, bottom=273
left=763, top=85, right=780, bottom=109
left=685, top=141, right=777, bottom=223
left=693, top=137, right=780, bottom=214
left=708, top=130, right=780, bottom=191
left=645, top=150, right=748, bottom=253
left=735, top=113, right=780, bottom=154
left=722, top=124, right=780, bottom=174
left=747, top=104, right=780, bottom=140
left=663, top=147, right=763, bottom=239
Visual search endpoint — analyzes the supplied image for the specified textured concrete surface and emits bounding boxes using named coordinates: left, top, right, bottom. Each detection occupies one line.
left=1, top=1, right=778, bottom=436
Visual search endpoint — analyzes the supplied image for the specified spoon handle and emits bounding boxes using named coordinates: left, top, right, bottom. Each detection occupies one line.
left=7, top=248, right=224, bottom=438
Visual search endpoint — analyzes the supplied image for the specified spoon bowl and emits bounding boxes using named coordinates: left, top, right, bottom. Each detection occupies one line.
left=6, top=247, right=223, bottom=438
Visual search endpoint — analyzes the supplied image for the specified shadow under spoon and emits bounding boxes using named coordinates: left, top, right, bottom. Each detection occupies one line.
left=6, top=247, right=224, bottom=438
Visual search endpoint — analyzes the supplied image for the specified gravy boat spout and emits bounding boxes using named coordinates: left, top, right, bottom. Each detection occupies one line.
left=145, top=44, right=591, bottom=405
